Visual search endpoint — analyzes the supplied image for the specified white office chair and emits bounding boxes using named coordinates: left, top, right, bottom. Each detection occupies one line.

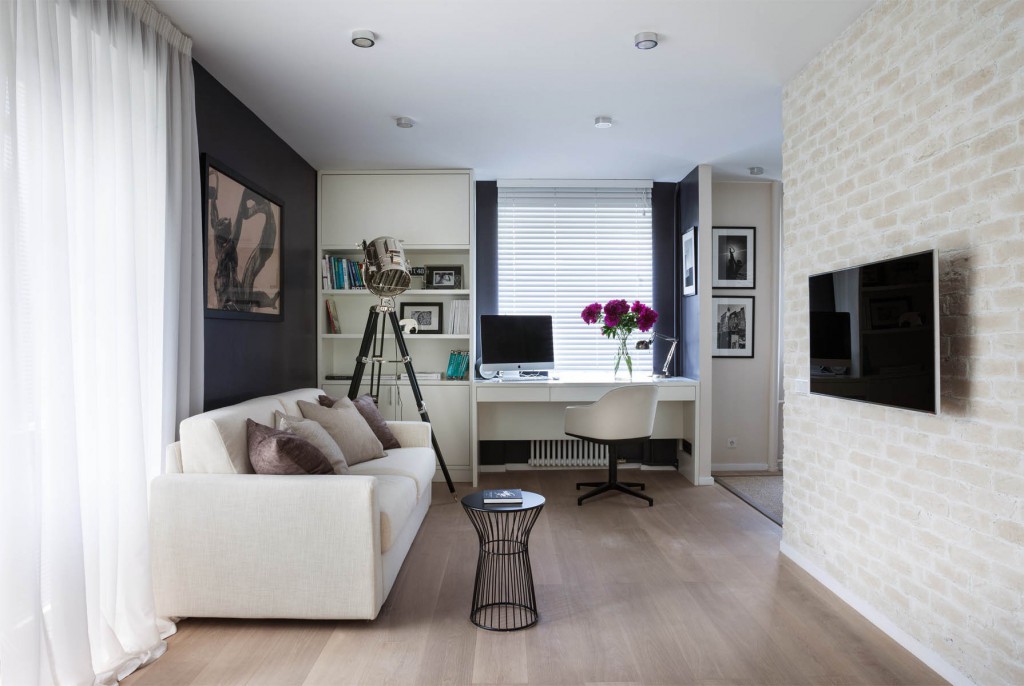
left=564, top=385, right=659, bottom=506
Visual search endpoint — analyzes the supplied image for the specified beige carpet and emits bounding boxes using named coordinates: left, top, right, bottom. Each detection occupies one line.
left=714, top=474, right=783, bottom=525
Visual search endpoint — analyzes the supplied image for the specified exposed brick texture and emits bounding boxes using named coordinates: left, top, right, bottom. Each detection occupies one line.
left=782, top=1, right=1023, bottom=684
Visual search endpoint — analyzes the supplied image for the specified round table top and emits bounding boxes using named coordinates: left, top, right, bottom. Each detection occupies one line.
left=461, top=490, right=545, bottom=512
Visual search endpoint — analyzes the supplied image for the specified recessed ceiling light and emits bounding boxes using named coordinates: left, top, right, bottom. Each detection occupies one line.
left=351, top=29, right=376, bottom=48
left=396, top=117, right=414, bottom=128
left=634, top=32, right=658, bottom=50
left=749, top=166, right=765, bottom=176
left=594, top=116, right=613, bottom=129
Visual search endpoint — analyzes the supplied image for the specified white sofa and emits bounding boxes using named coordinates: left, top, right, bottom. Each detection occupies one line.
left=149, top=388, right=434, bottom=620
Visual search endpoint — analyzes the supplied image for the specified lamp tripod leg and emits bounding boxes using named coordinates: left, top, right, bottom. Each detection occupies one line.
left=387, top=311, right=457, bottom=496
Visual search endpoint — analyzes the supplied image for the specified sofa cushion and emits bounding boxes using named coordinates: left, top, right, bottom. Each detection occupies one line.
left=275, top=411, right=350, bottom=475
left=321, top=394, right=402, bottom=450
left=375, top=475, right=417, bottom=553
left=246, top=420, right=334, bottom=475
left=349, top=447, right=435, bottom=500
left=298, top=399, right=385, bottom=466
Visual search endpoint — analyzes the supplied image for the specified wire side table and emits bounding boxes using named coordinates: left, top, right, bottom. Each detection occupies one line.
left=461, top=491, right=545, bottom=631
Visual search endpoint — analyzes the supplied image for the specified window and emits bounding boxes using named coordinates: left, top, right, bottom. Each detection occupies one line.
left=497, top=181, right=654, bottom=373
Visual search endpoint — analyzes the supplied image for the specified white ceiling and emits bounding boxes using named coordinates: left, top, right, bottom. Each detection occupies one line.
left=154, top=0, right=873, bottom=182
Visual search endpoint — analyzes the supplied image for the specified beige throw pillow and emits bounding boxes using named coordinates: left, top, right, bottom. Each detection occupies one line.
left=320, top=393, right=402, bottom=449
left=298, top=398, right=385, bottom=466
left=246, top=419, right=334, bottom=475
left=274, top=411, right=350, bottom=474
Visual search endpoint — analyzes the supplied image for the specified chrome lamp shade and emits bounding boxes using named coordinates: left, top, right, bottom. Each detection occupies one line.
left=361, top=236, right=411, bottom=298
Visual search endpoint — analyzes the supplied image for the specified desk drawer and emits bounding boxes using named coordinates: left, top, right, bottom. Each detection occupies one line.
left=549, top=385, right=620, bottom=403
left=658, top=385, right=697, bottom=401
left=476, top=385, right=550, bottom=402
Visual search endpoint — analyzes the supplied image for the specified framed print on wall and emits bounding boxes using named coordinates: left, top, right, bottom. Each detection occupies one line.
left=399, top=302, right=444, bottom=334
left=711, top=226, right=755, bottom=289
left=712, top=296, right=754, bottom=358
left=681, top=226, right=697, bottom=296
left=203, top=155, right=284, bottom=320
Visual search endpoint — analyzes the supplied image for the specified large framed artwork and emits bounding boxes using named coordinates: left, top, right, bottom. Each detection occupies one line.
left=712, top=295, right=754, bottom=358
left=203, top=155, right=284, bottom=321
left=711, top=226, right=755, bottom=289
left=681, top=226, right=697, bottom=297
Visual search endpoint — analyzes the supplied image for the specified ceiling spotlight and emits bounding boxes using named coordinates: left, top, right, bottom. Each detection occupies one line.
left=594, top=116, right=613, bottom=129
left=634, top=32, right=659, bottom=50
left=351, top=29, right=376, bottom=48
left=396, top=117, right=414, bottom=129
left=749, top=166, right=765, bottom=176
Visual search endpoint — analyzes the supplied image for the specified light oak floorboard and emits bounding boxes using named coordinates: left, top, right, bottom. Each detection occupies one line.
left=124, top=471, right=945, bottom=686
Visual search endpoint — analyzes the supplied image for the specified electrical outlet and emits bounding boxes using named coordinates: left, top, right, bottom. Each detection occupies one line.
left=727, top=438, right=738, bottom=449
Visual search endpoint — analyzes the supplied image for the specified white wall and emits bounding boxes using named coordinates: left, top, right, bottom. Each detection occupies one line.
left=711, top=181, right=778, bottom=471
left=782, top=1, right=1023, bottom=684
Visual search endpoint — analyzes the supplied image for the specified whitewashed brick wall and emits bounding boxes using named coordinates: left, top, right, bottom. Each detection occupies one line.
left=782, top=1, right=1023, bottom=683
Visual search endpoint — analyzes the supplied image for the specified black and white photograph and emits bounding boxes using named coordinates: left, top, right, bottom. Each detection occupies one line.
left=682, top=226, right=697, bottom=296
left=203, top=155, right=283, bottom=320
left=711, top=226, right=755, bottom=289
left=712, top=296, right=754, bottom=357
left=424, top=265, right=463, bottom=289
left=399, top=302, right=444, bottom=334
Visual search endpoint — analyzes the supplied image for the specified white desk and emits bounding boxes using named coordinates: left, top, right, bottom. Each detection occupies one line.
left=471, top=372, right=700, bottom=486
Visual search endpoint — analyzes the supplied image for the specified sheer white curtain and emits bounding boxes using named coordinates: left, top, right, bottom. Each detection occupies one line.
left=0, top=1, right=202, bottom=684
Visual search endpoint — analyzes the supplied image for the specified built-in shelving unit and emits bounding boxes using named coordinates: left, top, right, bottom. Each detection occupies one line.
left=317, top=170, right=475, bottom=483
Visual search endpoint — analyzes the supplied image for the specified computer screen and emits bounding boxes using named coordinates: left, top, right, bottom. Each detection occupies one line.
left=480, top=315, right=555, bottom=374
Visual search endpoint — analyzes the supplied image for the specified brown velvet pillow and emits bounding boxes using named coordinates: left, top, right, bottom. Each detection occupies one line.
left=246, top=419, right=334, bottom=475
left=319, top=393, right=401, bottom=449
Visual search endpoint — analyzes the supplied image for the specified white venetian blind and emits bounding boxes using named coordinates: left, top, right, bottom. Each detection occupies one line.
left=497, top=182, right=654, bottom=373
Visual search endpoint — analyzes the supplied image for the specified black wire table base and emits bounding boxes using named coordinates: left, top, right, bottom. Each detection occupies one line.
left=461, top=492, right=545, bottom=631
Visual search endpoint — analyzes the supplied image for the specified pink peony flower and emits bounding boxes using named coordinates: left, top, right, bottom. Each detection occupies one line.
left=636, top=305, right=659, bottom=332
left=581, top=302, right=602, bottom=325
left=604, top=313, right=621, bottom=328
left=604, top=299, right=629, bottom=318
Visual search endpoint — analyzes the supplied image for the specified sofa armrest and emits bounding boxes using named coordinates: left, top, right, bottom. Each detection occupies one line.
left=150, top=473, right=384, bottom=619
left=386, top=420, right=432, bottom=448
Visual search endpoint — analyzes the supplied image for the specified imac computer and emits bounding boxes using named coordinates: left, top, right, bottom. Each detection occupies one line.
left=480, top=315, right=555, bottom=378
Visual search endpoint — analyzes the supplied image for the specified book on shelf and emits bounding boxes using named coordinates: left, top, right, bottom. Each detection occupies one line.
left=446, top=299, right=470, bottom=335
left=482, top=488, right=523, bottom=505
left=445, top=349, right=469, bottom=380
left=399, top=371, right=442, bottom=380
left=324, top=374, right=353, bottom=380
left=324, top=256, right=367, bottom=290
left=324, top=299, right=342, bottom=333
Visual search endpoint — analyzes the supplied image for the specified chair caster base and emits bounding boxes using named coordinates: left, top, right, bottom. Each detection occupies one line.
left=577, top=481, right=653, bottom=507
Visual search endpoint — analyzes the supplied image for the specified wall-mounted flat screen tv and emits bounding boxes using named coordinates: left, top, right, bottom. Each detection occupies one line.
left=808, top=250, right=939, bottom=414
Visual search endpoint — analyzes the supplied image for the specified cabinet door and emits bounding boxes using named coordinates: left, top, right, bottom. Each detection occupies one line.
left=397, top=384, right=470, bottom=474
left=321, top=173, right=470, bottom=247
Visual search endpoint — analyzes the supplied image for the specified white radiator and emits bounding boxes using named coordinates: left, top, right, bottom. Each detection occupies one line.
left=528, top=440, right=608, bottom=468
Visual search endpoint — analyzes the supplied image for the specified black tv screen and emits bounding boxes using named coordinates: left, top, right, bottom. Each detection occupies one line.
left=808, top=250, right=939, bottom=413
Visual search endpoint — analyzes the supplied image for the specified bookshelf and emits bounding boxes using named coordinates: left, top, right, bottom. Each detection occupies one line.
left=317, top=170, right=475, bottom=483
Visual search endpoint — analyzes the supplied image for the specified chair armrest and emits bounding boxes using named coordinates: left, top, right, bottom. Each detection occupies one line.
left=386, top=420, right=432, bottom=448
left=150, top=473, right=384, bottom=619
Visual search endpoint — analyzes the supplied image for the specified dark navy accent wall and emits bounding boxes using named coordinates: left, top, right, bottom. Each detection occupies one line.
left=474, top=181, right=498, bottom=374
left=194, top=62, right=318, bottom=410
left=678, top=168, right=700, bottom=380
left=651, top=182, right=678, bottom=376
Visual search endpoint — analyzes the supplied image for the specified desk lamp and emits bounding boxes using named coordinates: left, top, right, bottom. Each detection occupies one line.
left=636, top=332, right=679, bottom=378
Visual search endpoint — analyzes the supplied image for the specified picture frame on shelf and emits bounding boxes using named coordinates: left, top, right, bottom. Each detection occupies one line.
left=399, top=302, right=444, bottom=334
left=712, top=296, right=754, bottom=358
left=424, top=265, right=462, bottom=289
left=681, top=226, right=697, bottom=297
left=202, top=154, right=284, bottom=320
left=711, top=226, right=755, bottom=289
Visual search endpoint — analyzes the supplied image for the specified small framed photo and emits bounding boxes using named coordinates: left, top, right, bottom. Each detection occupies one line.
left=712, top=226, right=755, bottom=289
left=424, top=265, right=462, bottom=289
left=399, top=302, right=444, bottom=334
left=681, top=226, right=697, bottom=297
left=712, top=296, right=754, bottom=358
left=203, top=155, right=284, bottom=320
left=869, top=297, right=911, bottom=329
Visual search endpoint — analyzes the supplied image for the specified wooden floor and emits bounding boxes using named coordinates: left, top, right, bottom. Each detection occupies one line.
left=125, top=471, right=944, bottom=686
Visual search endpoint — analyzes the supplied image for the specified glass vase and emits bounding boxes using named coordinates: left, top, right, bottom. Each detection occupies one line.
left=613, top=334, right=633, bottom=380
